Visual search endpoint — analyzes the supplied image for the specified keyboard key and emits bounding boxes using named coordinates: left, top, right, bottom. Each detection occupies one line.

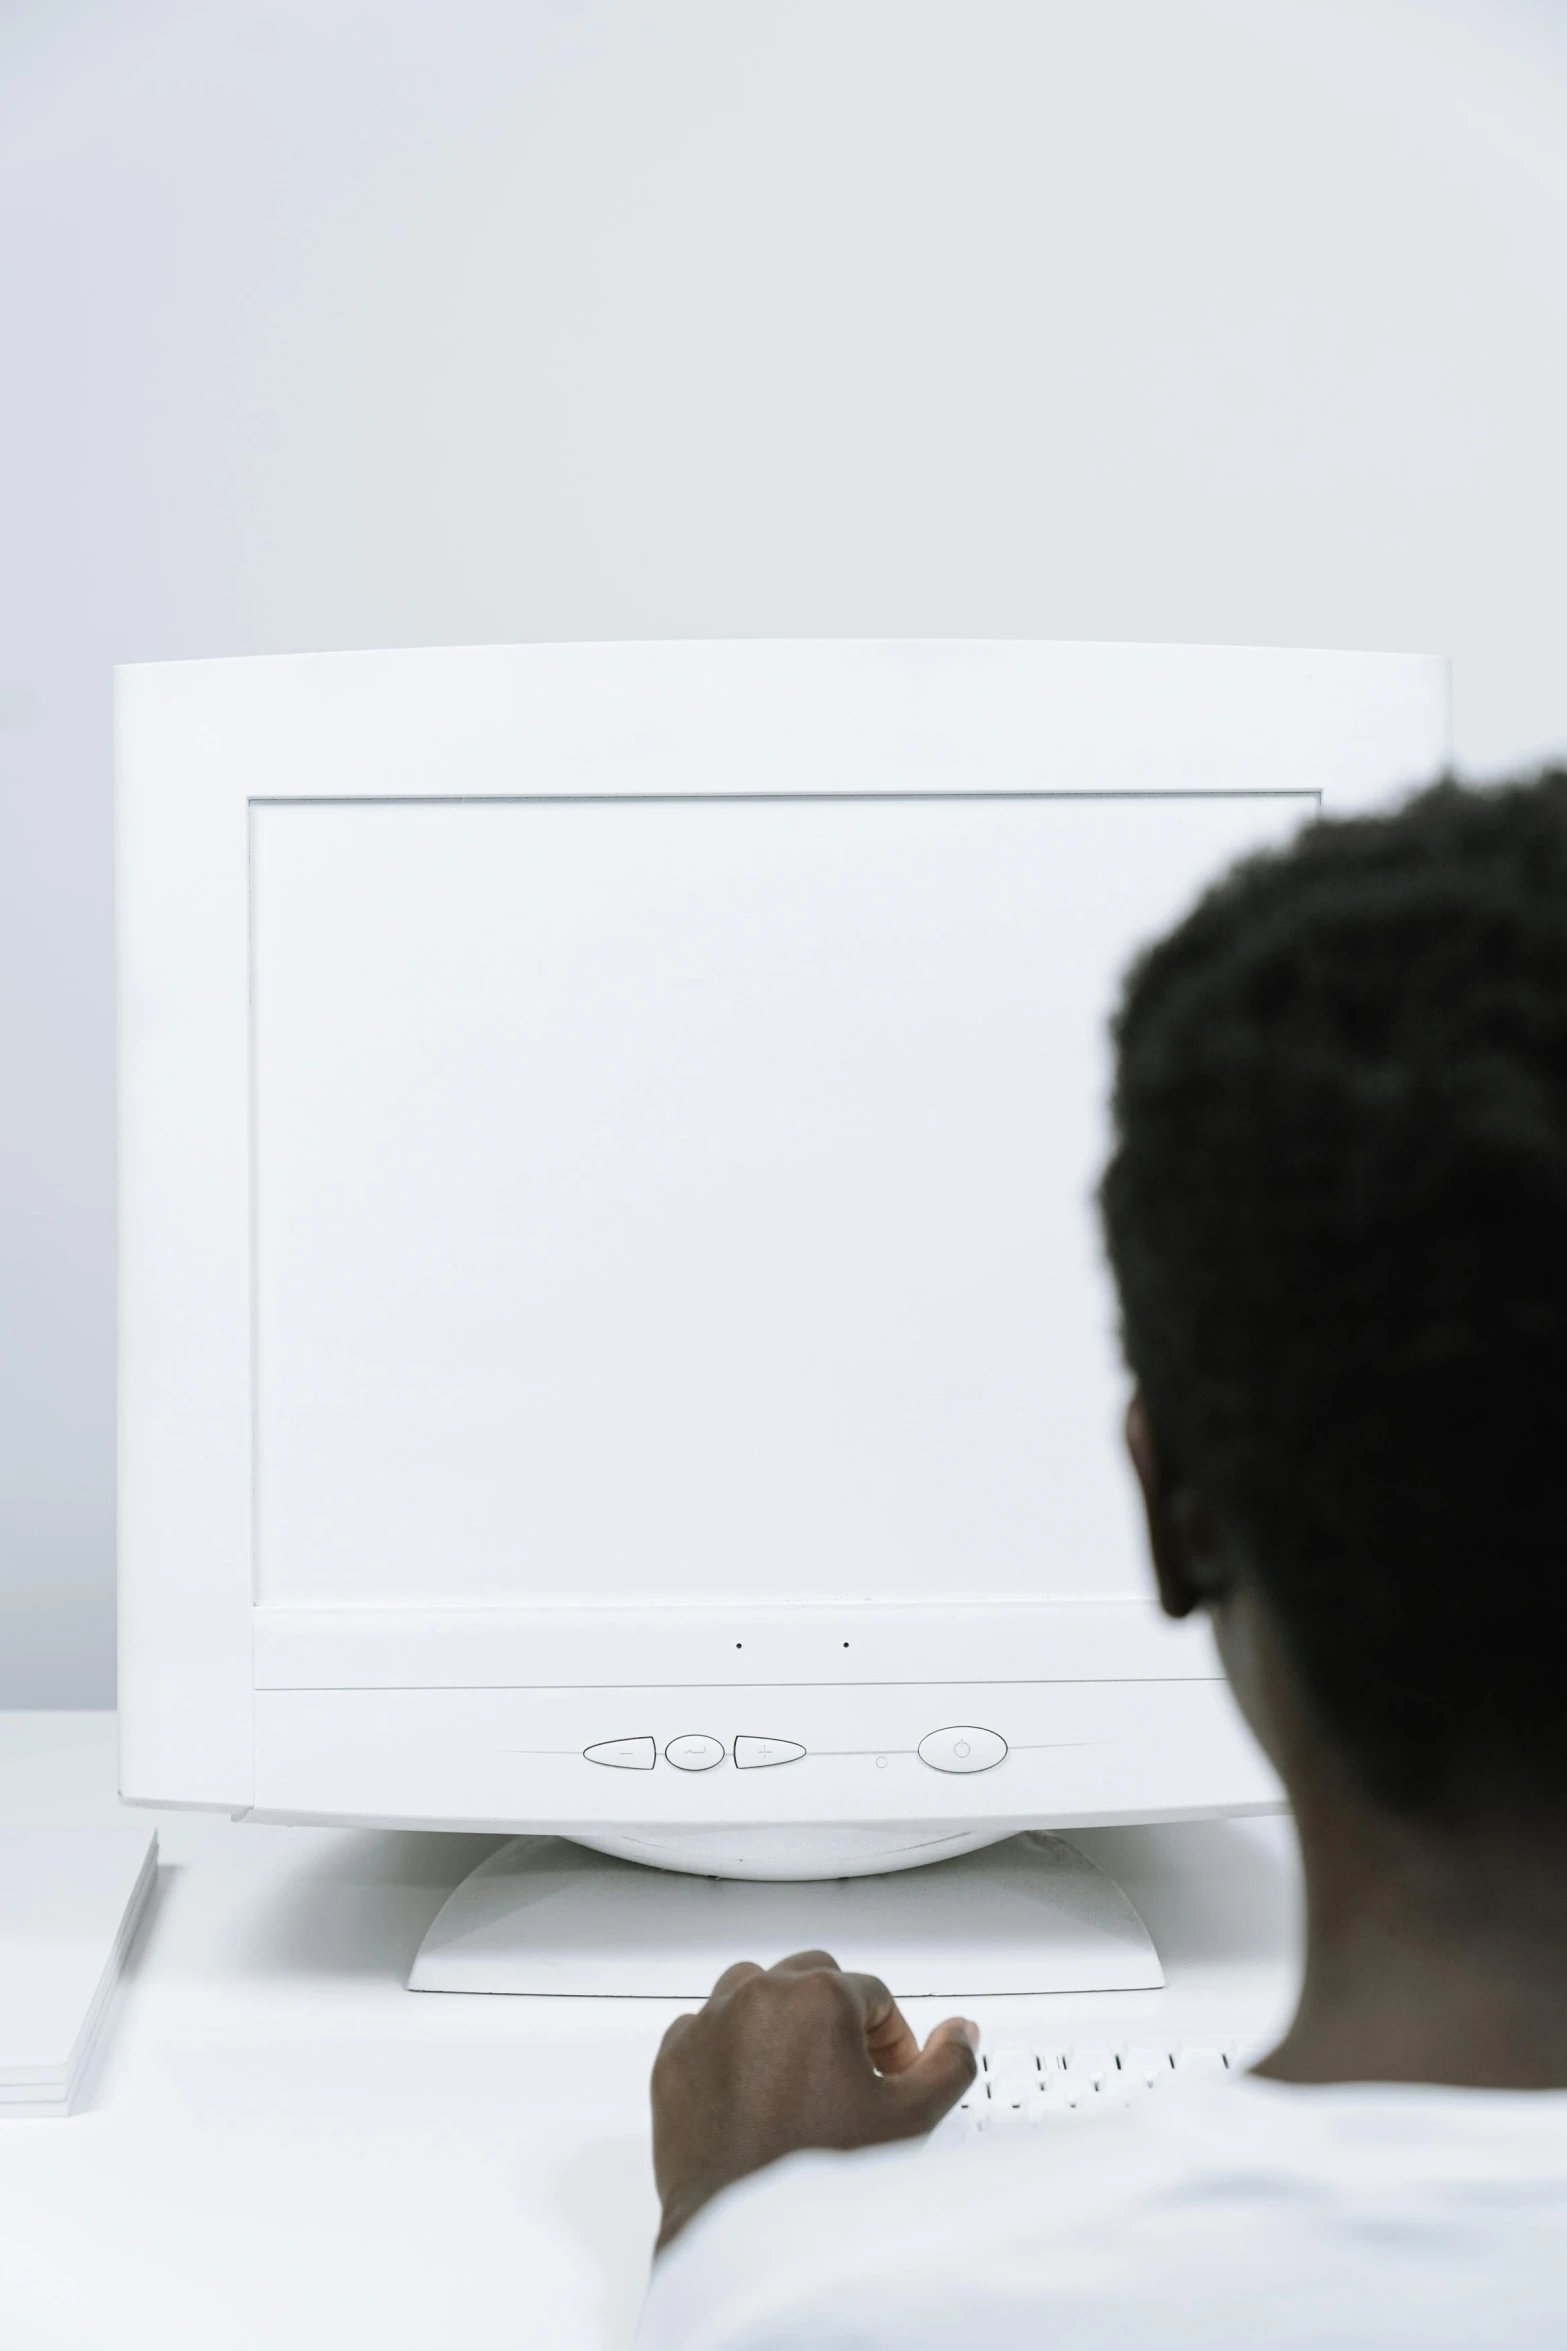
left=1061, top=2044, right=1116, bottom=2088
left=1173, top=2044, right=1228, bottom=2079
left=924, top=2033, right=1244, bottom=2151
left=1224, top=2040, right=1269, bottom=2073
left=983, top=2045, right=1038, bottom=2093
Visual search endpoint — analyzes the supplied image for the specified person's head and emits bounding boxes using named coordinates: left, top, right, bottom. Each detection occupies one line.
left=1101, top=769, right=1567, bottom=1831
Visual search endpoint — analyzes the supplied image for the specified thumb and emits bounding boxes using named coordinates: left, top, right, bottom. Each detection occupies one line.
left=883, top=2017, right=980, bottom=2130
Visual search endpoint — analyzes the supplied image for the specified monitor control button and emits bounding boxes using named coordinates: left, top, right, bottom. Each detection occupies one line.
left=734, top=1737, right=805, bottom=1770
left=917, top=1726, right=1007, bottom=1774
left=584, top=1736, right=657, bottom=1771
left=665, top=1733, right=726, bottom=1772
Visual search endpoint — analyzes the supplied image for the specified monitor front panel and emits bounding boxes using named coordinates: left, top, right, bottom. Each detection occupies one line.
left=119, top=637, right=1447, bottom=1822
left=250, top=790, right=1309, bottom=1616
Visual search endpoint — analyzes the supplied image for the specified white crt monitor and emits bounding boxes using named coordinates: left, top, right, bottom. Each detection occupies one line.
left=117, top=640, right=1449, bottom=1878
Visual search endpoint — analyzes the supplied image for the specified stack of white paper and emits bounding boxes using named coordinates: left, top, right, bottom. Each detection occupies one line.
left=0, top=1822, right=159, bottom=2116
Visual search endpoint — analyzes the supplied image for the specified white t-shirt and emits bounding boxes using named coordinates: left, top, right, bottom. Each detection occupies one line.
left=637, top=2076, right=1567, bottom=2350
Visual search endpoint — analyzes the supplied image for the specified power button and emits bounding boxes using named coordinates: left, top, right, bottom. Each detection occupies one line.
left=916, top=1725, right=1007, bottom=1774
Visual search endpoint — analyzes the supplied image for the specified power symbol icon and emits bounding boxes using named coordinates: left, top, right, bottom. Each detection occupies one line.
left=916, top=1725, right=1006, bottom=1775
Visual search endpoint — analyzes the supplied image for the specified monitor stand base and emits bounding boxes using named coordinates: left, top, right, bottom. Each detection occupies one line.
left=408, top=1830, right=1163, bottom=1998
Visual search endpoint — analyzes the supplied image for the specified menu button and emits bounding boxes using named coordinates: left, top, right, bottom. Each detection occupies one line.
left=584, top=1736, right=656, bottom=1771
left=734, top=1737, right=805, bottom=1770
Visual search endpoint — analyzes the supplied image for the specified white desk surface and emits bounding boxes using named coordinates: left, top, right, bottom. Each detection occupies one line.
left=0, top=1712, right=1302, bottom=2350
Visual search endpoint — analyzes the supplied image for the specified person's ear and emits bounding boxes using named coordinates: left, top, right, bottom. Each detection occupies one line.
left=1124, top=1395, right=1226, bottom=1620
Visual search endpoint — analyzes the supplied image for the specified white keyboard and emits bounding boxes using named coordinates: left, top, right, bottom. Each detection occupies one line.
left=935, top=2040, right=1266, bottom=2141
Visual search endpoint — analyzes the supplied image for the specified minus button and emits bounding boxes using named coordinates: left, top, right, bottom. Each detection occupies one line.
left=583, top=1736, right=657, bottom=1770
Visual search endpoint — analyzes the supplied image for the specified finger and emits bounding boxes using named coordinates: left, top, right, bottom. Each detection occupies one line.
left=709, top=1959, right=765, bottom=1999
left=788, top=1965, right=922, bottom=2077
left=761, top=1952, right=919, bottom=2073
left=656, top=2012, right=697, bottom=2059
left=835, top=1974, right=921, bottom=2076
left=882, top=2018, right=980, bottom=2130
left=865, top=2008, right=921, bottom=2074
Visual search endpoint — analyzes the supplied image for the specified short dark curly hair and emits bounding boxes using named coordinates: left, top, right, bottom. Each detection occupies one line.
left=1100, top=769, right=1567, bottom=1819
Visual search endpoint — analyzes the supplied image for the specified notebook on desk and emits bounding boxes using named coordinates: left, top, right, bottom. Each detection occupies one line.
left=0, top=1822, right=158, bottom=2116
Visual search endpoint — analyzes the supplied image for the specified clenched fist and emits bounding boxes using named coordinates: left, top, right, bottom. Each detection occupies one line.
left=649, top=1948, right=980, bottom=2251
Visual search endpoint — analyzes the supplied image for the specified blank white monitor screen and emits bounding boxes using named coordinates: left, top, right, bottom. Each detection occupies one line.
left=251, top=789, right=1309, bottom=1613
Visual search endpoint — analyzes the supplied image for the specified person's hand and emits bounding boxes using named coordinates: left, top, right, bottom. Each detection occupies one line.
left=649, top=1947, right=980, bottom=2251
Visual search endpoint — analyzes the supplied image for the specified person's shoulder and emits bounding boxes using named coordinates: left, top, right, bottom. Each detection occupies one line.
left=637, top=2081, right=1567, bottom=2351
left=635, top=2112, right=1160, bottom=2351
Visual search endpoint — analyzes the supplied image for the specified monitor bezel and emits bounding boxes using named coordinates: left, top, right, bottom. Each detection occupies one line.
left=117, top=638, right=1450, bottom=1813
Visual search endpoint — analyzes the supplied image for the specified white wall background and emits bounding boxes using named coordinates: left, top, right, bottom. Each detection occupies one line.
left=2, top=0, right=1566, bottom=1704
